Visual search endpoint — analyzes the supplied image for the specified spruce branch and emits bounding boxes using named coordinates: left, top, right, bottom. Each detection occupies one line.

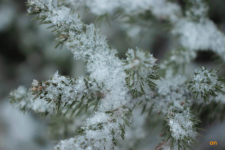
left=55, top=107, right=132, bottom=150
left=188, top=67, right=225, bottom=102
left=191, top=91, right=225, bottom=124
left=7, top=0, right=225, bottom=149
left=152, top=75, right=191, bottom=114
left=81, top=0, right=225, bottom=62
left=9, top=72, right=104, bottom=116
left=163, top=108, right=198, bottom=150
left=31, top=71, right=104, bottom=115
left=22, top=0, right=151, bottom=149
left=9, top=86, right=52, bottom=115
left=123, top=47, right=159, bottom=97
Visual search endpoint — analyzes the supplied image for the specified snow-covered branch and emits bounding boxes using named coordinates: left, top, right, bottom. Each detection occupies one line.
left=8, top=0, right=225, bottom=150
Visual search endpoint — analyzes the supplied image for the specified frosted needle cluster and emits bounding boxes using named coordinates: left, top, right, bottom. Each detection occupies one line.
left=7, top=0, right=225, bottom=150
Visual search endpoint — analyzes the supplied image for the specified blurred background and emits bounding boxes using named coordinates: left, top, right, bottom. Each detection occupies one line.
left=1, top=0, right=225, bottom=149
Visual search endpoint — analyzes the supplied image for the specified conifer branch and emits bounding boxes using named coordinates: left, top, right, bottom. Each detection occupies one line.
left=7, top=0, right=225, bottom=149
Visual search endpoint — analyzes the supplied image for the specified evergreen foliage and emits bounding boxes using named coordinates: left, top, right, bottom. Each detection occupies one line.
left=8, top=0, right=225, bottom=149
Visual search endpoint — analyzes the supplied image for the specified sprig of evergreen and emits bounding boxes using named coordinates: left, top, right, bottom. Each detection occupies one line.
left=8, top=0, right=225, bottom=149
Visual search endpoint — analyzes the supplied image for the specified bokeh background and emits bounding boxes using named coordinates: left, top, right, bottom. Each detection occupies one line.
left=1, top=0, right=225, bottom=149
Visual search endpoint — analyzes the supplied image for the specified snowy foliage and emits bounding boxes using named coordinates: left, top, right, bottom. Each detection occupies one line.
left=172, top=18, right=225, bottom=61
left=154, top=75, right=190, bottom=114
left=189, top=67, right=224, bottom=101
left=30, top=71, right=104, bottom=114
left=86, top=0, right=181, bottom=21
left=165, top=109, right=198, bottom=150
left=123, top=48, right=158, bottom=96
left=83, top=0, right=225, bottom=62
left=8, top=0, right=225, bottom=150
left=10, top=86, right=52, bottom=114
left=167, top=109, right=197, bottom=141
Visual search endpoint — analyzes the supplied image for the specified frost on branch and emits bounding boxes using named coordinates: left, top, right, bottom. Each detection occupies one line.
left=172, top=18, right=225, bottom=60
left=115, top=107, right=148, bottom=149
left=24, top=0, right=132, bottom=149
left=151, top=75, right=190, bottom=115
left=84, top=0, right=225, bottom=62
left=164, top=109, right=197, bottom=149
left=167, top=109, right=197, bottom=140
left=9, top=0, right=225, bottom=149
left=9, top=86, right=52, bottom=114
left=189, top=67, right=225, bottom=102
left=85, top=0, right=225, bottom=63
left=31, top=71, right=104, bottom=115
left=86, top=0, right=181, bottom=21
left=27, top=0, right=110, bottom=61
left=184, top=0, right=209, bottom=21
left=123, top=48, right=158, bottom=97
left=171, top=0, right=225, bottom=61
left=9, top=86, right=31, bottom=112
left=10, top=71, right=104, bottom=116
left=55, top=108, right=131, bottom=150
